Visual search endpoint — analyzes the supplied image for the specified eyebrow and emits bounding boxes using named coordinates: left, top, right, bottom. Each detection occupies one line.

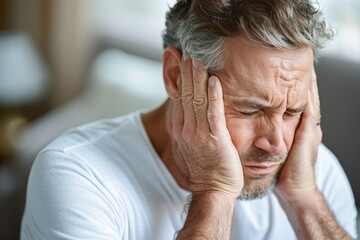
left=233, top=99, right=306, bottom=113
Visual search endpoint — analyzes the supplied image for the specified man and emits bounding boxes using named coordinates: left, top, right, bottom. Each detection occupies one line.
left=21, top=0, right=358, bottom=239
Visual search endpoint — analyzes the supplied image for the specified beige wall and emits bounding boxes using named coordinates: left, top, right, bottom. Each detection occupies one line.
left=5, top=0, right=96, bottom=107
left=48, top=0, right=95, bottom=105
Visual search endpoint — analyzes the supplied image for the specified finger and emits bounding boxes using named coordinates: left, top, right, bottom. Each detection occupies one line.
left=310, top=73, right=323, bottom=140
left=180, top=55, right=196, bottom=131
left=192, top=59, right=209, bottom=129
left=294, top=91, right=319, bottom=144
left=207, top=76, right=227, bottom=136
left=311, top=69, right=321, bottom=121
left=172, top=89, right=184, bottom=142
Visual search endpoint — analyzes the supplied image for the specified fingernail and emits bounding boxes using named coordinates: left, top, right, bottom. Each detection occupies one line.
left=183, top=53, right=189, bottom=61
left=209, top=76, right=216, bottom=87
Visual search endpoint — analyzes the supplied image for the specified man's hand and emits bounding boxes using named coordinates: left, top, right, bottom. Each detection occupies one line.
left=170, top=55, right=243, bottom=198
left=275, top=71, right=351, bottom=240
left=172, top=56, right=243, bottom=239
left=275, top=69, right=322, bottom=201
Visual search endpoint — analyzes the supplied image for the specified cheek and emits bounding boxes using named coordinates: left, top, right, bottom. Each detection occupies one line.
left=283, top=119, right=300, bottom=150
left=226, top=118, right=256, bottom=151
left=226, top=116, right=300, bottom=152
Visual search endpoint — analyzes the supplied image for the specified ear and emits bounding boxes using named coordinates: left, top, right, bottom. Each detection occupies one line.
left=163, top=46, right=182, bottom=99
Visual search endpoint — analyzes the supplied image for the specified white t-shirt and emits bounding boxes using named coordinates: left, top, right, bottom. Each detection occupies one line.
left=21, top=111, right=358, bottom=240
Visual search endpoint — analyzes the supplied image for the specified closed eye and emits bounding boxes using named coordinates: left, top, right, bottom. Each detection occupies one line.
left=240, top=111, right=259, bottom=117
left=284, top=105, right=306, bottom=118
left=283, top=111, right=302, bottom=118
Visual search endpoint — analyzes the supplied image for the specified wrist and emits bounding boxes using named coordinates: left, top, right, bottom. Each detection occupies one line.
left=275, top=187, right=323, bottom=218
left=189, top=175, right=243, bottom=200
left=177, top=191, right=236, bottom=239
left=275, top=183, right=318, bottom=206
left=191, top=190, right=238, bottom=203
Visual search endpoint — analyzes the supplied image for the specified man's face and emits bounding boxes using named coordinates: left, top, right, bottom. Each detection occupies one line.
left=217, top=38, right=313, bottom=200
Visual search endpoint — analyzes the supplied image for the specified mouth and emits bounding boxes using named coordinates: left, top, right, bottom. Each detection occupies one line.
left=242, top=163, right=280, bottom=175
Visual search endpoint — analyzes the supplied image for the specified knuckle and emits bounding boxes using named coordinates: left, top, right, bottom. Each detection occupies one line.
left=193, top=96, right=207, bottom=108
left=181, top=89, right=193, bottom=103
left=207, top=111, right=216, bottom=120
left=193, top=75, right=205, bottom=83
left=180, top=64, right=190, bottom=75
left=208, top=93, right=219, bottom=102
left=207, top=109, right=220, bottom=120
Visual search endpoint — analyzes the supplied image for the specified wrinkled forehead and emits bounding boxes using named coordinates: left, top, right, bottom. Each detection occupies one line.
left=219, top=38, right=314, bottom=98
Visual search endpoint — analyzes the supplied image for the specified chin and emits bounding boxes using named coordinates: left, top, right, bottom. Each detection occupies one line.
left=237, top=172, right=279, bottom=200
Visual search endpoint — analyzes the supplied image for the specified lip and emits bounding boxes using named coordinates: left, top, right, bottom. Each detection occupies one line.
left=243, top=163, right=280, bottom=175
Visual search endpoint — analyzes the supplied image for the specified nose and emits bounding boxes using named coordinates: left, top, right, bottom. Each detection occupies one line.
left=254, top=119, right=286, bottom=156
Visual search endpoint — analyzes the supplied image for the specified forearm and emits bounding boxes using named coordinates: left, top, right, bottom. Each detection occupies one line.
left=276, top=190, right=351, bottom=240
left=176, top=191, right=235, bottom=240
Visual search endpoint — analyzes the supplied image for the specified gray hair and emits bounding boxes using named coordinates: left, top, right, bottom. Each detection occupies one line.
left=162, top=0, right=334, bottom=71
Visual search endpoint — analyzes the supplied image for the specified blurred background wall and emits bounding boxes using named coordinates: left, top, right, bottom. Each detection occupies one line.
left=1, top=0, right=94, bottom=104
left=0, top=0, right=359, bottom=239
left=0, top=0, right=96, bottom=159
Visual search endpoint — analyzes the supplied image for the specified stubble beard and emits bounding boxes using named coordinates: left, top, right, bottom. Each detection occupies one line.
left=237, top=151, right=287, bottom=200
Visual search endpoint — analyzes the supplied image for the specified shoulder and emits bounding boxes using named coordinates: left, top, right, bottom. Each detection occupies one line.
left=21, top=112, right=144, bottom=239
left=33, top=111, right=144, bottom=169
left=315, top=143, right=352, bottom=190
left=45, top=111, right=141, bottom=152
left=315, top=143, right=352, bottom=198
left=27, top=111, right=146, bottom=199
left=21, top=148, right=124, bottom=239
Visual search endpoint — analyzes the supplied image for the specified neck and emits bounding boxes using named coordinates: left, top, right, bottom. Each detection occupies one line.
left=141, top=99, right=189, bottom=190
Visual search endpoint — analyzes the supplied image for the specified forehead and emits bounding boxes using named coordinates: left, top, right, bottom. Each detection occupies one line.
left=219, top=37, right=313, bottom=105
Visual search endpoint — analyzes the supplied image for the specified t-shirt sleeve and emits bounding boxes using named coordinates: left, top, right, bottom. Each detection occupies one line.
left=315, top=144, right=358, bottom=239
left=21, top=149, right=125, bottom=240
